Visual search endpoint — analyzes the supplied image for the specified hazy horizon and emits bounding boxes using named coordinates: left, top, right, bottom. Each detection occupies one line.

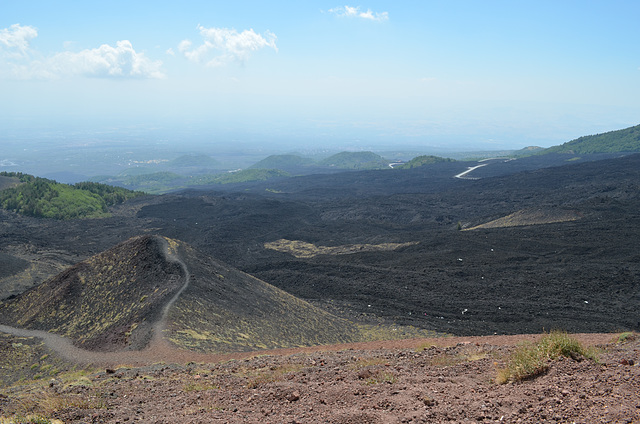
left=3, top=1, right=640, bottom=159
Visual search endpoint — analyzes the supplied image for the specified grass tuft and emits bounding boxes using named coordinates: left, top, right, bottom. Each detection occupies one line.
left=496, top=331, right=599, bottom=384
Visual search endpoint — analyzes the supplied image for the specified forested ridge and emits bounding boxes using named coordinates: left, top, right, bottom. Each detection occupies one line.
left=0, top=172, right=144, bottom=219
left=544, top=124, right=640, bottom=154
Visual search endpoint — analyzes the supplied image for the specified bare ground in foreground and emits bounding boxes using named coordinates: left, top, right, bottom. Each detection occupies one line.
left=1, top=333, right=638, bottom=423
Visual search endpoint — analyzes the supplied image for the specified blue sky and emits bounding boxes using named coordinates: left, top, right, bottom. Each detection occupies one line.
left=2, top=0, right=640, bottom=150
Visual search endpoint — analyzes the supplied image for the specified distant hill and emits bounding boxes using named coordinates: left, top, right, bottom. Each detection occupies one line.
left=0, top=172, right=144, bottom=219
left=250, top=154, right=315, bottom=170
left=319, top=151, right=389, bottom=169
left=396, top=155, right=455, bottom=169
left=0, top=235, right=363, bottom=353
left=168, top=154, right=220, bottom=168
left=543, top=124, right=640, bottom=154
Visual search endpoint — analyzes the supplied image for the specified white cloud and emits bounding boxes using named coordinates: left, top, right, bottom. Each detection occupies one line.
left=1, top=24, right=164, bottom=79
left=329, top=5, right=389, bottom=21
left=49, top=40, right=165, bottom=79
left=0, top=24, right=38, bottom=57
left=179, top=26, right=277, bottom=67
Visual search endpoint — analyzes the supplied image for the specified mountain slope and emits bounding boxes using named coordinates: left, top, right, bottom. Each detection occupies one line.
left=166, top=240, right=362, bottom=352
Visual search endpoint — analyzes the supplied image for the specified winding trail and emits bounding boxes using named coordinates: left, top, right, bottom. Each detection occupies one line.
left=149, top=237, right=191, bottom=351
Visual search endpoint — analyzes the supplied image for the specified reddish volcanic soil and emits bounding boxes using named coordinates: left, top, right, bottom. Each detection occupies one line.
left=2, top=333, right=638, bottom=423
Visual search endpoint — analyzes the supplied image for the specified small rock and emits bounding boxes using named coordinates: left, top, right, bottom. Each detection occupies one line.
left=358, top=369, right=373, bottom=379
left=286, top=391, right=300, bottom=402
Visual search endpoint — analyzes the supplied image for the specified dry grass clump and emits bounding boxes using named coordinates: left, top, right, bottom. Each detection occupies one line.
left=496, top=331, right=599, bottom=384
left=0, top=416, right=60, bottom=424
left=613, top=331, right=637, bottom=344
left=1, top=391, right=105, bottom=424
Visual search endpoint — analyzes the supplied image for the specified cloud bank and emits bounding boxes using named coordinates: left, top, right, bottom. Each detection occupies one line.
left=329, top=5, right=389, bottom=22
left=179, top=25, right=278, bottom=67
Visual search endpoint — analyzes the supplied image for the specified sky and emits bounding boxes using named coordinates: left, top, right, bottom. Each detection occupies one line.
left=2, top=0, right=640, bottom=151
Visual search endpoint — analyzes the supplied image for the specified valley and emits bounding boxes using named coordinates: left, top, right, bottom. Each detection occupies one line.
left=2, top=152, right=639, bottom=340
left=1, top=140, right=639, bottom=423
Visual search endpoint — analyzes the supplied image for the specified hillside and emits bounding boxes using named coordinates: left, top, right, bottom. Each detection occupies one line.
left=544, top=123, right=640, bottom=154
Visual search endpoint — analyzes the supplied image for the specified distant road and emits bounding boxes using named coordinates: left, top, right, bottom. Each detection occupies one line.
left=453, top=163, right=488, bottom=180
left=454, top=157, right=514, bottom=179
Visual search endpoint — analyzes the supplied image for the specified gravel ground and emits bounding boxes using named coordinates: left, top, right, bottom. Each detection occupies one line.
left=2, top=333, right=638, bottom=423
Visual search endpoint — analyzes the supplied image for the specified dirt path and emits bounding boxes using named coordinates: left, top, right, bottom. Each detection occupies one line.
left=0, top=320, right=616, bottom=368
left=148, top=237, right=191, bottom=351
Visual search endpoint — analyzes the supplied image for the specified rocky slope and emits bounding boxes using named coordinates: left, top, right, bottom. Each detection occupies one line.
left=0, top=332, right=637, bottom=423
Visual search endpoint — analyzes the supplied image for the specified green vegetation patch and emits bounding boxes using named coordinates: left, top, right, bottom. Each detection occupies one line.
left=0, top=172, right=144, bottom=219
